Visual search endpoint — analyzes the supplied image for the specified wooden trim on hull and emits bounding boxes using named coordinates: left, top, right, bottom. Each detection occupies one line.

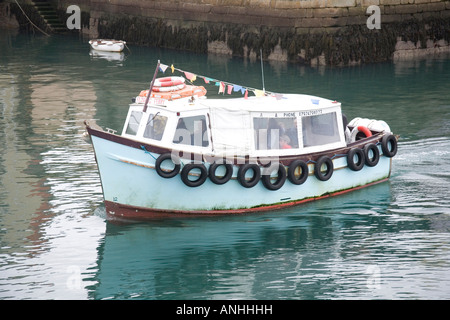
left=104, top=178, right=389, bottom=222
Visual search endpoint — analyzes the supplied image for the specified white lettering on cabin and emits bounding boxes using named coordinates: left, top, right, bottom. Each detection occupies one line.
left=299, top=109, right=323, bottom=116
left=258, top=110, right=324, bottom=117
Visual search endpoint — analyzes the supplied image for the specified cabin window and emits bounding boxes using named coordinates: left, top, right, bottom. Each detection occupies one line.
left=302, top=112, right=340, bottom=147
left=125, top=111, right=143, bottom=135
left=143, top=113, right=167, bottom=141
left=253, top=117, right=298, bottom=150
left=173, top=115, right=209, bottom=147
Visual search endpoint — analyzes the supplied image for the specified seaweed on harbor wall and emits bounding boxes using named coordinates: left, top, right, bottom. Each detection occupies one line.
left=97, top=15, right=209, bottom=53
left=91, top=12, right=450, bottom=65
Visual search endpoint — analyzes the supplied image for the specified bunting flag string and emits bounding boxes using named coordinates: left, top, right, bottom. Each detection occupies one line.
left=158, top=62, right=279, bottom=99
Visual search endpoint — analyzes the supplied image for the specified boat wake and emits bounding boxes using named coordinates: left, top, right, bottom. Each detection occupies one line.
left=390, top=136, right=450, bottom=216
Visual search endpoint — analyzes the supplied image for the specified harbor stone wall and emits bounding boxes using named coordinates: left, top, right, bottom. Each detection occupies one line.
left=8, top=0, right=450, bottom=65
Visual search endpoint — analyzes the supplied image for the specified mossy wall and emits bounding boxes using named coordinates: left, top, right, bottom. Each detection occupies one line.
left=53, top=0, right=450, bottom=65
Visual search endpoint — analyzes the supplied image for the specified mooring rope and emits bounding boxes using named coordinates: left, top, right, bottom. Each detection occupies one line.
left=13, top=0, right=51, bottom=37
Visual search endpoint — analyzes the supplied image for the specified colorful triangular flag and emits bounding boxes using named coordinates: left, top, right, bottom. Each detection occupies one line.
left=159, top=64, right=168, bottom=73
left=254, top=89, right=265, bottom=97
left=184, top=72, right=196, bottom=82
left=218, top=82, right=225, bottom=94
left=204, top=77, right=214, bottom=84
left=233, top=85, right=242, bottom=92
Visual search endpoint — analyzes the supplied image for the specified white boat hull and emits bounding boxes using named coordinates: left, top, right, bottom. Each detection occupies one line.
left=89, top=39, right=125, bottom=52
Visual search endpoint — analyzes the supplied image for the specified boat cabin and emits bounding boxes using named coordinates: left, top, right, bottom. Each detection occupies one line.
left=122, top=94, right=347, bottom=158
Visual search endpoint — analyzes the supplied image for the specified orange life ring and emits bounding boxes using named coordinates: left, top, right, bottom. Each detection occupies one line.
left=357, top=126, right=372, bottom=138
left=152, top=83, right=186, bottom=92
left=349, top=126, right=372, bottom=142
left=154, top=76, right=185, bottom=87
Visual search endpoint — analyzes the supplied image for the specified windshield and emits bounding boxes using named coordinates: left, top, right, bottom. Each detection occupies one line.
left=125, top=111, right=143, bottom=136
left=302, top=112, right=341, bottom=147
left=143, top=113, right=167, bottom=141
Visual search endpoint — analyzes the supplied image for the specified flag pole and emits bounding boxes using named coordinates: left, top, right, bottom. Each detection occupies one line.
left=260, top=49, right=265, bottom=94
left=143, top=60, right=160, bottom=113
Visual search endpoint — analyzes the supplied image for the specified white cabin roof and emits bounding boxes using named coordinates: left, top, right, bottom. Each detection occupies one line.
left=202, top=94, right=340, bottom=111
left=127, top=93, right=345, bottom=157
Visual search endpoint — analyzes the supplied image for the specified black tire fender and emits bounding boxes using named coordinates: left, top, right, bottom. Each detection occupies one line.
left=287, top=159, right=309, bottom=185
left=261, top=163, right=287, bottom=191
left=314, top=156, right=333, bottom=181
left=181, top=163, right=208, bottom=187
left=155, top=153, right=181, bottom=178
left=237, top=163, right=261, bottom=188
left=209, top=161, right=233, bottom=185
left=363, top=143, right=380, bottom=167
left=381, top=134, right=397, bottom=158
left=347, top=148, right=365, bottom=171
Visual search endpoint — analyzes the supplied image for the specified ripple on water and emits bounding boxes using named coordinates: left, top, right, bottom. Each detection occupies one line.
left=391, top=137, right=450, bottom=215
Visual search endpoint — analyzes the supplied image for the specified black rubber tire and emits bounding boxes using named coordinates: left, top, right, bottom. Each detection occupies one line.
left=381, top=134, right=397, bottom=158
left=261, top=163, right=287, bottom=191
left=363, top=143, right=380, bottom=167
left=314, top=156, right=333, bottom=181
left=181, top=163, right=208, bottom=187
left=237, top=163, right=261, bottom=188
left=155, top=153, right=181, bottom=178
left=209, top=162, right=233, bottom=185
left=287, top=159, right=309, bottom=185
left=347, top=148, right=365, bottom=171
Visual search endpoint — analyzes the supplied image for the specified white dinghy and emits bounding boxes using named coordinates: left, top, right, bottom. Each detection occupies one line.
left=89, top=39, right=126, bottom=52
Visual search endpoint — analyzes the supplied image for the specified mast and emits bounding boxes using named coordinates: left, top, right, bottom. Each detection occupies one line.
left=143, top=60, right=160, bottom=113
left=260, top=49, right=265, bottom=94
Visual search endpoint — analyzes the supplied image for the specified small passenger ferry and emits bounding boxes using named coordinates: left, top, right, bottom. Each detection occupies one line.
left=85, top=61, right=398, bottom=221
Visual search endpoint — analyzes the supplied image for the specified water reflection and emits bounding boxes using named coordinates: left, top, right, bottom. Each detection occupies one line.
left=0, top=71, right=49, bottom=255
left=89, top=50, right=126, bottom=63
left=0, top=32, right=106, bottom=299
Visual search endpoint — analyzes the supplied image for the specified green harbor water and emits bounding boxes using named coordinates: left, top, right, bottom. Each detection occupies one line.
left=1, top=29, right=450, bottom=300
